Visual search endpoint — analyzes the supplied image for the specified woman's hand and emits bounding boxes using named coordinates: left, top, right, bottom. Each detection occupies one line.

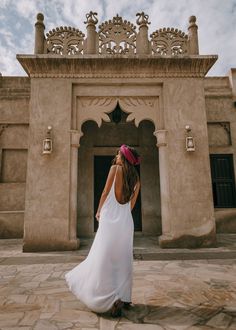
left=95, top=211, right=100, bottom=221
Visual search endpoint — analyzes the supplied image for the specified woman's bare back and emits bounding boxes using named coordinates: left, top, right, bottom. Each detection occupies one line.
left=114, top=165, right=126, bottom=204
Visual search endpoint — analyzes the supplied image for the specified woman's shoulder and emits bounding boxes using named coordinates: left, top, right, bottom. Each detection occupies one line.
left=110, top=164, right=122, bottom=170
left=109, top=164, right=122, bottom=175
left=110, top=165, right=123, bottom=179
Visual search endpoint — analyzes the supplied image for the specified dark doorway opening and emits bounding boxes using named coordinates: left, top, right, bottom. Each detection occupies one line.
left=94, top=155, right=142, bottom=232
left=210, top=154, right=236, bottom=208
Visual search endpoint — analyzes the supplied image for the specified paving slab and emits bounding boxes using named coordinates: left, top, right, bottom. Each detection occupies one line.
left=0, top=236, right=236, bottom=329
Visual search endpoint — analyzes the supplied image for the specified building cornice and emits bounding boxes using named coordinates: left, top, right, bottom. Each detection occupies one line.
left=16, top=54, right=218, bottom=78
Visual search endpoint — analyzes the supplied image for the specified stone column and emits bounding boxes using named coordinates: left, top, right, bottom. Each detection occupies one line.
left=34, top=13, right=45, bottom=54
left=154, top=130, right=172, bottom=236
left=84, top=11, right=98, bottom=54
left=69, top=130, right=82, bottom=243
left=155, top=79, right=216, bottom=248
left=136, top=12, right=151, bottom=54
left=188, top=16, right=199, bottom=55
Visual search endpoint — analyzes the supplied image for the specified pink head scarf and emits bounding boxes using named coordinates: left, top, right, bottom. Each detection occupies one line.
left=120, top=144, right=140, bottom=165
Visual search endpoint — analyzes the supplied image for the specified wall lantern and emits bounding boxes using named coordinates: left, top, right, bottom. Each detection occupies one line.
left=185, top=125, right=195, bottom=152
left=42, top=126, right=53, bottom=155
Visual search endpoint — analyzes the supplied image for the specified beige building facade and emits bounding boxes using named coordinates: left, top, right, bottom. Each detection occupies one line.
left=0, top=12, right=236, bottom=251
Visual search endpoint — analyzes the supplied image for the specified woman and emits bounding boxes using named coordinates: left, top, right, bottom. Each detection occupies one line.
left=65, top=144, right=141, bottom=317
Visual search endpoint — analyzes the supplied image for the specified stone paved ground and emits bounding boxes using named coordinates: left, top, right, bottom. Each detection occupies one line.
left=0, top=239, right=236, bottom=329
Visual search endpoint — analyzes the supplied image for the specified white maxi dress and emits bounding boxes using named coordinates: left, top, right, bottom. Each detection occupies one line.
left=65, top=167, right=134, bottom=313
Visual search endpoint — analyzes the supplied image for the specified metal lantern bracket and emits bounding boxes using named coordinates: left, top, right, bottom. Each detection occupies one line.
left=42, top=125, right=53, bottom=155
left=185, top=125, right=195, bottom=152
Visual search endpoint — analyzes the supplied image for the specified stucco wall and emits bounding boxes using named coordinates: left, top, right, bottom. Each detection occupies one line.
left=22, top=78, right=73, bottom=250
left=0, top=77, right=29, bottom=238
left=205, top=77, right=236, bottom=159
left=158, top=77, right=215, bottom=247
left=205, top=76, right=236, bottom=232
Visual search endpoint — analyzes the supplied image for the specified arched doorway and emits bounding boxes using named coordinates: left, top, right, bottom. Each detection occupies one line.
left=77, top=103, right=161, bottom=238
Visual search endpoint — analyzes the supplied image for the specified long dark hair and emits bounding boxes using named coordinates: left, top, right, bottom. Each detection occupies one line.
left=112, top=146, right=140, bottom=203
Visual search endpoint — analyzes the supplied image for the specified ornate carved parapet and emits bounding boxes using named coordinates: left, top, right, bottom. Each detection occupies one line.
left=150, top=27, right=188, bottom=56
left=32, top=12, right=212, bottom=58
left=45, top=26, right=85, bottom=55
left=98, top=14, right=137, bottom=54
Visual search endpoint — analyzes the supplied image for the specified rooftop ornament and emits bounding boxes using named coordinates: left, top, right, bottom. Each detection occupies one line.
left=150, top=27, right=188, bottom=56
left=98, top=14, right=137, bottom=55
left=34, top=12, right=199, bottom=56
left=84, top=11, right=98, bottom=25
left=136, top=11, right=150, bottom=27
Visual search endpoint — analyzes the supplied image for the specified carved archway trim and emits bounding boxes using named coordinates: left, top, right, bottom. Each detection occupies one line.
left=75, top=96, right=160, bottom=145
left=69, top=88, right=164, bottom=242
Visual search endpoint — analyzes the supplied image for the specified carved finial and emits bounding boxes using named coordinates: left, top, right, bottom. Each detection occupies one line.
left=136, top=12, right=150, bottom=27
left=36, top=13, right=44, bottom=23
left=84, top=11, right=98, bottom=25
left=188, top=15, right=199, bottom=54
left=35, top=12, right=45, bottom=54
left=189, top=15, right=197, bottom=27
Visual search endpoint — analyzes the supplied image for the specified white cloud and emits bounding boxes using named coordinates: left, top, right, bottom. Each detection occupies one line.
left=0, top=43, right=24, bottom=75
left=15, top=0, right=39, bottom=20
left=59, top=0, right=104, bottom=32
left=0, top=29, right=15, bottom=48
left=0, top=0, right=11, bottom=9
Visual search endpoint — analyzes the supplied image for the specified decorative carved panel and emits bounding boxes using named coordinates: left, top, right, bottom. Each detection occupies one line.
left=150, top=28, right=188, bottom=55
left=98, top=15, right=137, bottom=54
left=76, top=97, right=116, bottom=140
left=45, top=26, right=85, bottom=55
left=76, top=96, right=159, bottom=142
left=208, top=122, right=231, bottom=146
left=119, top=97, right=158, bottom=127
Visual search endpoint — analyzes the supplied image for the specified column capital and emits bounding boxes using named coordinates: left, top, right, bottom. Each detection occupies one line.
left=154, top=129, right=168, bottom=147
left=70, top=130, right=82, bottom=148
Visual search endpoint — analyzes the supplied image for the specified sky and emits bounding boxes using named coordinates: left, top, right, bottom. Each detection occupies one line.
left=0, top=0, right=236, bottom=77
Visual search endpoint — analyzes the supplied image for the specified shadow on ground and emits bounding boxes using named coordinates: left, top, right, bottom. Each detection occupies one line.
left=99, top=303, right=235, bottom=327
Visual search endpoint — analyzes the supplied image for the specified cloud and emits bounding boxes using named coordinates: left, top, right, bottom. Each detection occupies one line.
left=0, top=0, right=11, bottom=9
left=0, top=0, right=235, bottom=76
left=0, top=43, right=22, bottom=75
left=15, top=0, right=39, bottom=20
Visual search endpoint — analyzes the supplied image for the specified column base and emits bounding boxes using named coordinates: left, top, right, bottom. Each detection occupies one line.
left=159, top=228, right=217, bottom=249
left=22, top=238, right=80, bottom=252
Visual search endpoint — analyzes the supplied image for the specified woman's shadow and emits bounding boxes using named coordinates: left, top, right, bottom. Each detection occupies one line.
left=99, top=303, right=221, bottom=326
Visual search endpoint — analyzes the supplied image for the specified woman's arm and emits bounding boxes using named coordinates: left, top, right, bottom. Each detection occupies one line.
left=130, top=181, right=141, bottom=211
left=95, top=165, right=117, bottom=221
